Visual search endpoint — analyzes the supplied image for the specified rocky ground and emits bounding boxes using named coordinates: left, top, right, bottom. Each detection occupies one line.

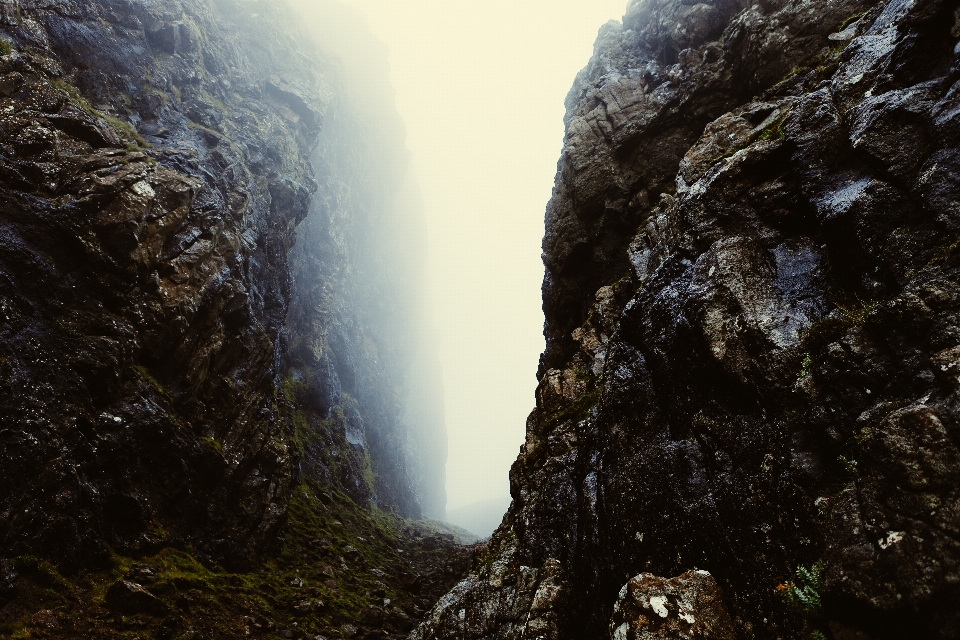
left=0, top=480, right=475, bottom=640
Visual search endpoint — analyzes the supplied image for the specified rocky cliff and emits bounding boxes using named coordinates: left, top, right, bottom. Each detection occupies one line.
left=285, top=1, right=447, bottom=521
left=0, top=0, right=450, bottom=636
left=414, top=0, right=960, bottom=639
left=0, top=0, right=328, bottom=573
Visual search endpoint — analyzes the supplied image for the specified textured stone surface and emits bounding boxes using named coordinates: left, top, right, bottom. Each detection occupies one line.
left=415, top=0, right=960, bottom=638
left=0, top=0, right=325, bottom=572
left=0, top=0, right=446, bottom=579
left=609, top=570, right=736, bottom=640
left=104, top=579, right=166, bottom=616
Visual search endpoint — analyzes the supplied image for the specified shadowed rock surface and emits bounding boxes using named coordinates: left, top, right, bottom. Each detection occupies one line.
left=0, top=0, right=457, bottom=637
left=0, top=0, right=326, bottom=573
left=414, top=0, right=960, bottom=638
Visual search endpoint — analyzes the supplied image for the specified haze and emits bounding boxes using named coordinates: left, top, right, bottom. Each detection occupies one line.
left=289, top=0, right=629, bottom=521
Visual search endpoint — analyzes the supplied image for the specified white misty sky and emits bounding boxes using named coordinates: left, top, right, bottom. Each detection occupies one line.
left=296, top=0, right=630, bottom=511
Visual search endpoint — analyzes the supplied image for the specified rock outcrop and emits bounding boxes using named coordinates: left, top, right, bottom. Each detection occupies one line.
left=415, top=0, right=960, bottom=638
left=609, top=570, right=736, bottom=640
left=0, top=0, right=446, bottom=582
left=0, top=0, right=324, bottom=572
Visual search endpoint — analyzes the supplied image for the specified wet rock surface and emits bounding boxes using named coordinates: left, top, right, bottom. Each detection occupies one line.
left=0, top=0, right=445, bottom=581
left=0, top=0, right=458, bottom=637
left=416, top=0, right=960, bottom=638
left=284, top=3, right=447, bottom=521
left=0, top=486, right=474, bottom=639
left=609, top=570, right=736, bottom=640
left=0, top=0, right=325, bottom=571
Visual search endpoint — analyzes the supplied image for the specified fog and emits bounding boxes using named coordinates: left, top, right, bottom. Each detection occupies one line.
left=289, top=0, right=629, bottom=518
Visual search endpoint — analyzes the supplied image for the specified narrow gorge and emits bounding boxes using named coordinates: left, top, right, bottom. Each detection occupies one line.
left=1, top=0, right=959, bottom=639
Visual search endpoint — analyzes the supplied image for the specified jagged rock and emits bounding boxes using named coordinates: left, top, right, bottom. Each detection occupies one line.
left=105, top=579, right=167, bottom=615
left=0, top=0, right=323, bottom=571
left=411, top=539, right=567, bottom=640
left=417, top=0, right=960, bottom=638
left=0, top=0, right=446, bottom=585
left=609, top=571, right=736, bottom=640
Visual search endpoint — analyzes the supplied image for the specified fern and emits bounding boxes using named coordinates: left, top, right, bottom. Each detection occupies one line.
left=777, top=561, right=824, bottom=614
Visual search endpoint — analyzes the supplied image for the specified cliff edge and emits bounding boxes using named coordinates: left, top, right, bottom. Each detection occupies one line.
left=414, top=0, right=960, bottom=638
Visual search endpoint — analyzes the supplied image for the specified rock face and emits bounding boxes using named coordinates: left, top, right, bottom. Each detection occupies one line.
left=285, top=2, right=447, bottom=520
left=0, top=0, right=445, bottom=577
left=415, top=0, right=960, bottom=638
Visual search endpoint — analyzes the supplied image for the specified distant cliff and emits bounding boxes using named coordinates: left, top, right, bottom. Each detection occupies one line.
left=415, top=0, right=960, bottom=639
left=285, top=0, right=447, bottom=522
left=0, top=0, right=445, bottom=579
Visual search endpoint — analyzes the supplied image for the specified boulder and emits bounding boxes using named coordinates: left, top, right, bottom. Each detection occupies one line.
left=609, top=571, right=736, bottom=640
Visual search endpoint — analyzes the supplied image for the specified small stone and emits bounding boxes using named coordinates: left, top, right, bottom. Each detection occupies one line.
left=29, top=609, right=59, bottom=628
left=105, top=579, right=168, bottom=615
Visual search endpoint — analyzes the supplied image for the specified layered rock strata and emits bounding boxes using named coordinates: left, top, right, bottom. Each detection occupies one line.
left=414, top=0, right=960, bottom=638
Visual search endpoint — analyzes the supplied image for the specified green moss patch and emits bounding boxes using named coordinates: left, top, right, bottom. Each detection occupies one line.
left=0, top=482, right=473, bottom=639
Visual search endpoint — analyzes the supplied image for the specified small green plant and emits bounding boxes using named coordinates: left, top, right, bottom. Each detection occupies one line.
left=751, top=108, right=791, bottom=143
left=200, top=436, right=223, bottom=453
left=777, top=561, right=824, bottom=614
left=812, top=631, right=829, bottom=640
left=793, top=353, right=813, bottom=393
left=838, top=454, right=858, bottom=475
left=0, top=39, right=12, bottom=56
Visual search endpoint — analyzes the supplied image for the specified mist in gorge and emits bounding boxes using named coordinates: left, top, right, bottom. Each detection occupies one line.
left=285, top=0, right=447, bottom=521
left=288, top=0, right=634, bottom=534
left=3, top=0, right=956, bottom=637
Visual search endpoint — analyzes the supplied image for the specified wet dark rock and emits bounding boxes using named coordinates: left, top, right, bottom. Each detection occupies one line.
left=0, top=0, right=447, bottom=595
left=0, top=0, right=325, bottom=572
left=416, top=0, right=960, bottom=638
left=609, top=571, right=736, bottom=640
left=106, top=579, right=167, bottom=616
